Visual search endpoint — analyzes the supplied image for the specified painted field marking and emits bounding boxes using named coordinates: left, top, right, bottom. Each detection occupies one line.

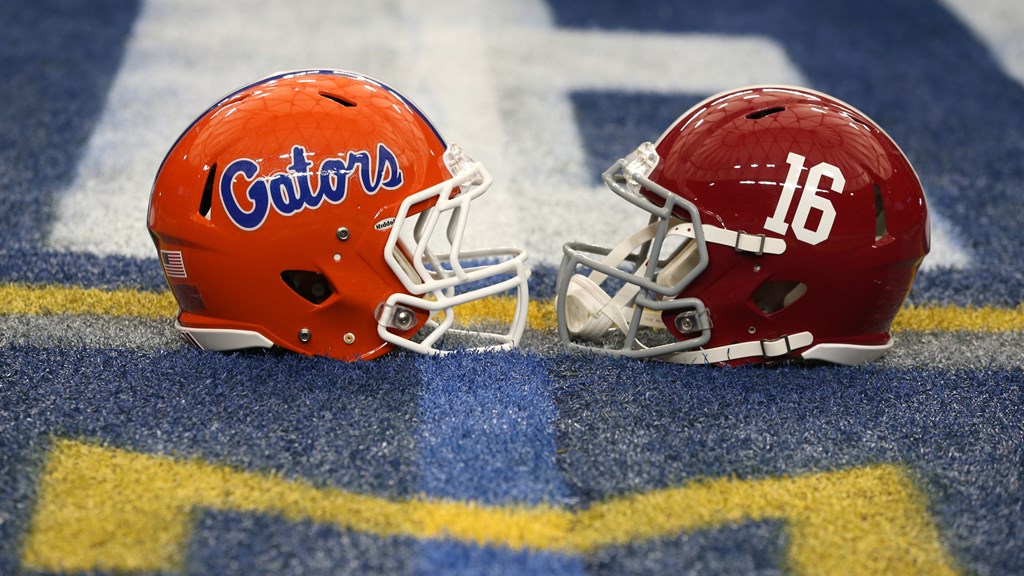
left=2, top=284, right=1023, bottom=332
left=22, top=438, right=957, bottom=575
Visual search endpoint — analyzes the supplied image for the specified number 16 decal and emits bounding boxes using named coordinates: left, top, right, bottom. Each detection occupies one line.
left=764, top=152, right=845, bottom=245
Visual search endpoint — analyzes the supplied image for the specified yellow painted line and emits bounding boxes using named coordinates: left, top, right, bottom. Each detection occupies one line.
left=0, top=283, right=176, bottom=319
left=0, top=283, right=558, bottom=328
left=893, top=303, right=1024, bottom=332
left=2, top=283, right=1022, bottom=332
left=452, top=296, right=556, bottom=331
left=23, top=438, right=959, bottom=575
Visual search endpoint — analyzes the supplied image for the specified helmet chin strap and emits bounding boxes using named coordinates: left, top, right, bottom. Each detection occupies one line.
left=661, top=331, right=815, bottom=365
left=563, top=274, right=628, bottom=340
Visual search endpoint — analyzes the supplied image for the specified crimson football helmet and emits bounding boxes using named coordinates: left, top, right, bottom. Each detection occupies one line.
left=148, top=70, right=529, bottom=361
left=557, top=86, right=929, bottom=365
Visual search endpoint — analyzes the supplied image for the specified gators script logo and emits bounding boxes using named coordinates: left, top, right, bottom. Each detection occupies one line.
left=220, top=143, right=403, bottom=230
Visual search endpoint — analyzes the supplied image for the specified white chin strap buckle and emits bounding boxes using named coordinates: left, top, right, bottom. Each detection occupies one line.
left=564, top=274, right=625, bottom=341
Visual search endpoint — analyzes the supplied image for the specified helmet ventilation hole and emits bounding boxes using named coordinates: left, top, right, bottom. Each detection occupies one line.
left=199, top=163, right=217, bottom=218
left=320, top=92, right=356, bottom=107
left=873, top=184, right=888, bottom=242
left=281, top=270, right=333, bottom=305
left=752, top=281, right=807, bottom=314
left=849, top=114, right=872, bottom=129
left=746, top=106, right=786, bottom=120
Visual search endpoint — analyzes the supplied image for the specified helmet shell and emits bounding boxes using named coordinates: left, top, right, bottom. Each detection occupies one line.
left=649, top=87, right=929, bottom=357
left=148, top=70, right=450, bottom=359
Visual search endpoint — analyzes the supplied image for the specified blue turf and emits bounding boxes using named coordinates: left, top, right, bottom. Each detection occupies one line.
left=415, top=540, right=584, bottom=576
left=547, top=353, right=1024, bottom=575
left=0, top=0, right=141, bottom=248
left=414, top=352, right=587, bottom=574
left=585, top=520, right=788, bottom=576
left=0, top=0, right=164, bottom=291
left=188, top=511, right=417, bottom=576
left=415, top=353, right=575, bottom=507
left=2, top=345, right=1022, bottom=574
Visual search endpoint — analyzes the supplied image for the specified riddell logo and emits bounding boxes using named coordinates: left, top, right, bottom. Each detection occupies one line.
left=220, top=144, right=403, bottom=230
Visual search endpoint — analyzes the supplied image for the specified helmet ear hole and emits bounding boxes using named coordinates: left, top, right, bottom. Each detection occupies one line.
left=752, top=280, right=807, bottom=314
left=281, top=270, right=333, bottom=305
left=873, top=184, right=888, bottom=242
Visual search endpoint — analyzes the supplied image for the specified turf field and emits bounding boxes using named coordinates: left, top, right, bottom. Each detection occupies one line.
left=1, top=1, right=1022, bottom=574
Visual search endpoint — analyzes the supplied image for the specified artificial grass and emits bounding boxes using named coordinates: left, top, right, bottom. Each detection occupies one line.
left=2, top=345, right=1020, bottom=574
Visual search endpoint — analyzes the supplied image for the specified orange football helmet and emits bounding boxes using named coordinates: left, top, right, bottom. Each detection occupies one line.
left=148, top=70, right=529, bottom=360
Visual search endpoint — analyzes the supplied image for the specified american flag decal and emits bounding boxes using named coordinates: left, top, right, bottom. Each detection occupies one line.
left=160, top=250, right=187, bottom=278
